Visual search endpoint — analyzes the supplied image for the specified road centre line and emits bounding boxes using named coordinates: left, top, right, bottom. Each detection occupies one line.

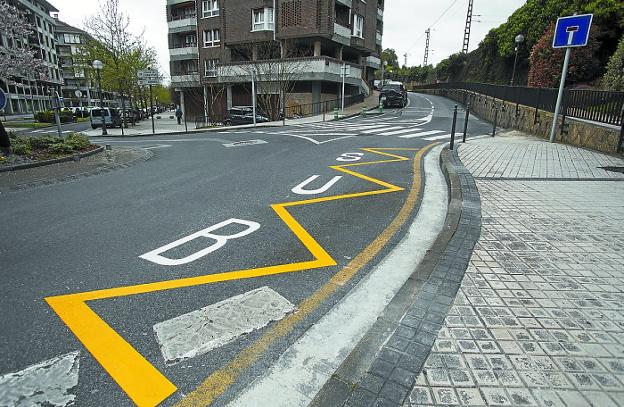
left=44, top=146, right=427, bottom=406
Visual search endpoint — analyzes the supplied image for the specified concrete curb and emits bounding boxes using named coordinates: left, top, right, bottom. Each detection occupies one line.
left=310, top=147, right=482, bottom=407
left=0, top=145, right=105, bottom=173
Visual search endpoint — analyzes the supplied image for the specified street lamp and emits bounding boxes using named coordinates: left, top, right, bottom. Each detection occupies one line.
left=92, top=59, right=107, bottom=135
left=381, top=60, right=388, bottom=87
left=510, top=34, right=525, bottom=86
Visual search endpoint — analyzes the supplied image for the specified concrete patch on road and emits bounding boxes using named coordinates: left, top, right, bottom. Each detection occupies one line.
left=222, top=139, right=268, bottom=147
left=0, top=351, right=80, bottom=407
left=154, top=287, right=296, bottom=364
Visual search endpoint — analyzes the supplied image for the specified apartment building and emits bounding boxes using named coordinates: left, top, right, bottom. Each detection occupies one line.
left=1, top=0, right=63, bottom=115
left=54, top=19, right=103, bottom=108
left=167, top=0, right=384, bottom=119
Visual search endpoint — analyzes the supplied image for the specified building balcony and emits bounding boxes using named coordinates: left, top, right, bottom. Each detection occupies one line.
left=333, top=23, right=351, bottom=46
left=365, top=55, right=381, bottom=69
left=376, top=31, right=383, bottom=45
left=216, top=56, right=363, bottom=86
left=377, top=8, right=383, bottom=20
left=169, top=44, right=199, bottom=61
left=170, top=72, right=201, bottom=87
left=166, top=0, right=194, bottom=5
left=167, top=15, right=197, bottom=33
left=336, top=0, right=352, bottom=7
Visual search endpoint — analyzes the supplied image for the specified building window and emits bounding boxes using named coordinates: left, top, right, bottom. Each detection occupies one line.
left=353, top=14, right=364, bottom=38
left=203, top=29, right=220, bottom=47
left=202, top=0, right=220, bottom=18
left=204, top=59, right=219, bottom=77
left=185, top=34, right=197, bottom=46
left=252, top=7, right=274, bottom=32
left=63, top=34, right=81, bottom=44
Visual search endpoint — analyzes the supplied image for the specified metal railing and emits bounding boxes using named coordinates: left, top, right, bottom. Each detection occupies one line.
left=194, top=93, right=366, bottom=129
left=284, top=94, right=365, bottom=119
left=412, top=82, right=624, bottom=127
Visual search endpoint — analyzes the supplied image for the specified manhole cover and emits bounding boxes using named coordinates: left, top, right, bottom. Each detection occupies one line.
left=599, top=166, right=624, bottom=174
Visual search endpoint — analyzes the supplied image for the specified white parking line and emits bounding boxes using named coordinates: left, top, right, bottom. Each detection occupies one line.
left=0, top=351, right=80, bottom=407
left=153, top=287, right=295, bottom=364
left=399, top=130, right=444, bottom=139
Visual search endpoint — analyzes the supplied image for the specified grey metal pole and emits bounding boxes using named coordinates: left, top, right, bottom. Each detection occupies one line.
left=252, top=70, right=257, bottom=127
left=549, top=47, right=572, bottom=143
left=450, top=105, right=458, bottom=150
left=97, top=70, right=107, bottom=136
left=510, top=46, right=519, bottom=86
left=341, top=63, right=346, bottom=115
left=149, top=85, right=155, bottom=134
left=53, top=91, right=62, bottom=138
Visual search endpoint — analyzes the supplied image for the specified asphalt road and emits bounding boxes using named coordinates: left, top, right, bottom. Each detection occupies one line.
left=0, top=93, right=492, bottom=406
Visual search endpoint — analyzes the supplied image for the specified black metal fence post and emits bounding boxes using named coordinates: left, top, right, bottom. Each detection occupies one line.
left=450, top=105, right=458, bottom=150
left=618, top=105, right=624, bottom=154
left=492, top=104, right=499, bottom=137
left=463, top=103, right=470, bottom=143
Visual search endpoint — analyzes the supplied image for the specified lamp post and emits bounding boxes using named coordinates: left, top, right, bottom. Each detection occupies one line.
left=92, top=59, right=107, bottom=135
left=381, top=60, right=388, bottom=87
left=510, top=34, right=525, bottom=86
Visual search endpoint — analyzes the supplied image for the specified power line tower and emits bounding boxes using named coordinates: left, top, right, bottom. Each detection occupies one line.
left=462, top=0, right=474, bottom=54
left=424, top=29, right=431, bottom=66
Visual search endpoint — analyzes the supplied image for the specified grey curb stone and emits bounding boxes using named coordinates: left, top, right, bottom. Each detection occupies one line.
left=0, top=145, right=105, bottom=173
left=310, top=147, right=482, bottom=407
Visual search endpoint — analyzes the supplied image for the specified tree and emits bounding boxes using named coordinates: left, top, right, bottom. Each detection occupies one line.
left=602, top=35, right=624, bottom=91
left=381, top=49, right=400, bottom=71
left=0, top=0, right=48, bottom=156
left=528, top=22, right=601, bottom=88
left=80, top=0, right=157, bottom=126
left=226, top=41, right=311, bottom=120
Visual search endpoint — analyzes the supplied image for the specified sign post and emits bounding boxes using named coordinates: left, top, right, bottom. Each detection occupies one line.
left=341, top=64, right=349, bottom=115
left=549, top=13, right=593, bottom=143
left=138, top=69, right=160, bottom=135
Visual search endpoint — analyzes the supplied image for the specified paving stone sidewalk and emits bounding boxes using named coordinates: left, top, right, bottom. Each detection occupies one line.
left=407, top=134, right=624, bottom=406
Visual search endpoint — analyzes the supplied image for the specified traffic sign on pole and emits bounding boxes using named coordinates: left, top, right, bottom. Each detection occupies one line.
left=0, top=88, right=7, bottom=111
left=138, top=79, right=160, bottom=86
left=549, top=14, right=593, bottom=143
left=552, top=14, right=593, bottom=48
left=138, top=69, right=159, bottom=79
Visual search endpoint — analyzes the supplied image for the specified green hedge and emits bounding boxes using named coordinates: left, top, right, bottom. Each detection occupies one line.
left=9, top=133, right=93, bottom=158
left=34, top=110, right=75, bottom=124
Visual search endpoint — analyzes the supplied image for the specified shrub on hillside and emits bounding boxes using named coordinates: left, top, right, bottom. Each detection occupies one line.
left=602, top=36, right=624, bottom=91
left=528, top=23, right=602, bottom=88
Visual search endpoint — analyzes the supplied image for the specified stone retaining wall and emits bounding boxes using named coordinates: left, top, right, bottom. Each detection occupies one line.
left=417, top=89, right=622, bottom=155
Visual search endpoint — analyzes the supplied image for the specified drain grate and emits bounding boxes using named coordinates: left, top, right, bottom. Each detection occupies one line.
left=599, top=166, right=624, bottom=174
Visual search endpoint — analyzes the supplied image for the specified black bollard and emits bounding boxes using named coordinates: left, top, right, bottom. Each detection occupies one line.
left=462, top=103, right=470, bottom=143
left=492, top=104, right=499, bottom=137
left=450, top=105, right=458, bottom=151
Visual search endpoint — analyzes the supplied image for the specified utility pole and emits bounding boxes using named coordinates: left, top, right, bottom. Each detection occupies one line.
left=404, top=53, right=408, bottom=67
left=424, top=29, right=431, bottom=66
left=462, top=0, right=474, bottom=54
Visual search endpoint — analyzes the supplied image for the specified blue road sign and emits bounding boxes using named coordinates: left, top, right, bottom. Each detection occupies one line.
left=553, top=14, right=593, bottom=48
left=0, top=88, right=6, bottom=111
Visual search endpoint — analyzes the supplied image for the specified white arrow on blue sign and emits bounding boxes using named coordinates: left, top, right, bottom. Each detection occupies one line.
left=553, top=14, right=593, bottom=48
left=0, top=88, right=7, bottom=111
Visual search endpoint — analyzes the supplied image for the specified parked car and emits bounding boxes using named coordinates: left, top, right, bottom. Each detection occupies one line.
left=90, top=108, right=123, bottom=129
left=224, top=107, right=270, bottom=126
left=379, top=81, right=408, bottom=108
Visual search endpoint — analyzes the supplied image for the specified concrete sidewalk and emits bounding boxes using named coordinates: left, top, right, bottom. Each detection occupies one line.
left=403, top=133, right=624, bottom=406
left=82, top=93, right=380, bottom=137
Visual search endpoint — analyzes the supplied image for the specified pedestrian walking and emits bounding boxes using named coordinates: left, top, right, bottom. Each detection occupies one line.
left=175, top=106, right=183, bottom=125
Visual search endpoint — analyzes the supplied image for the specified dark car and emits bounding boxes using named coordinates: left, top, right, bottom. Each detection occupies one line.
left=224, top=107, right=271, bottom=126
left=379, top=81, right=408, bottom=108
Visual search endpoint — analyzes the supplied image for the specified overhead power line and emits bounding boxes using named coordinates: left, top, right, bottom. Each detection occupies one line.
left=406, top=0, right=460, bottom=54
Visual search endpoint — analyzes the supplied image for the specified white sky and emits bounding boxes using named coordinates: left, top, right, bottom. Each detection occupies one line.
left=50, top=0, right=527, bottom=79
